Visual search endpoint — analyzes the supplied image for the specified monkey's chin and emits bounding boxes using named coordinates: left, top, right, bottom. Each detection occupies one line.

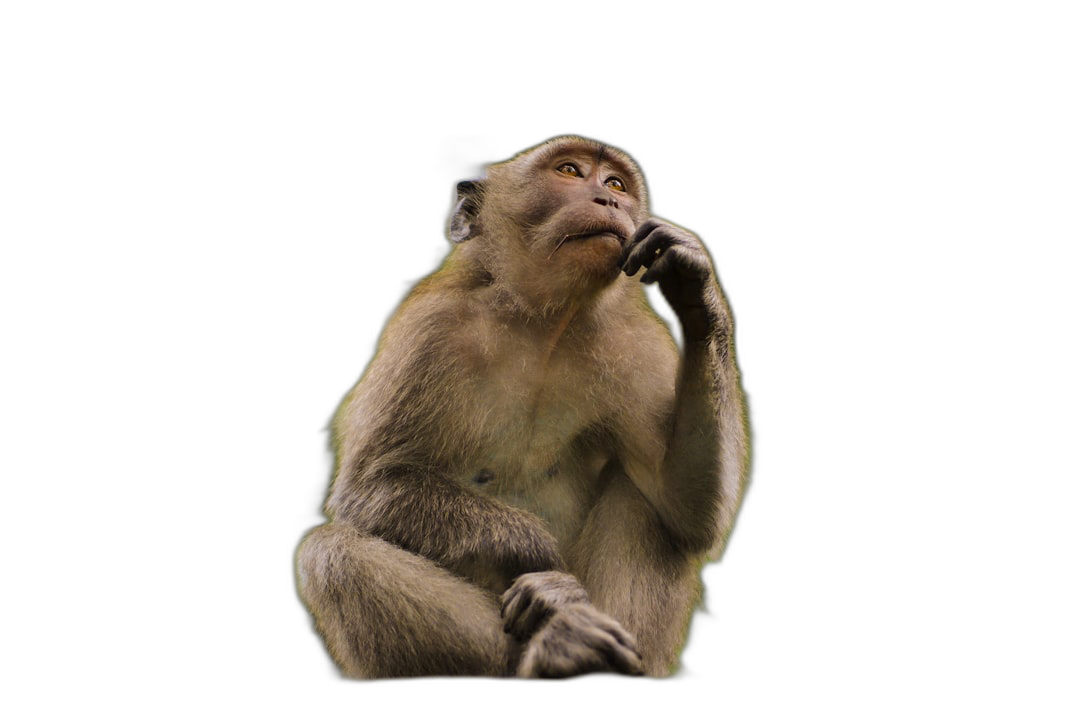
left=560, top=233, right=624, bottom=285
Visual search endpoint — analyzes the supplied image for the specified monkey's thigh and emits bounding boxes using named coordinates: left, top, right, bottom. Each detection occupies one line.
left=296, top=523, right=513, bottom=678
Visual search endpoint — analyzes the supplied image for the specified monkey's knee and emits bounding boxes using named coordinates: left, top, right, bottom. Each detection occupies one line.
left=296, top=523, right=362, bottom=603
left=296, top=524, right=379, bottom=676
left=296, top=523, right=512, bottom=678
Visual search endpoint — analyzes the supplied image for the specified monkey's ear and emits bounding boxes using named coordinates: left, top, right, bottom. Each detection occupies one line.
left=449, top=180, right=484, bottom=243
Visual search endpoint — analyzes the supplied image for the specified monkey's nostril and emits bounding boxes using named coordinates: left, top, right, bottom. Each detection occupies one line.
left=592, top=197, right=610, bottom=207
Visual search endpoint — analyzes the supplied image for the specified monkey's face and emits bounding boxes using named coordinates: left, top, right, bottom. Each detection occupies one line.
left=492, top=138, right=648, bottom=291
left=450, top=138, right=651, bottom=306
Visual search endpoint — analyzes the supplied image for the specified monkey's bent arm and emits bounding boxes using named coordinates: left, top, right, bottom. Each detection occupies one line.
left=652, top=287, right=748, bottom=557
left=330, top=466, right=565, bottom=588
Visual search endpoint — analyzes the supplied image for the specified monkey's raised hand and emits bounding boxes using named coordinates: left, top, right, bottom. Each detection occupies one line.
left=620, top=219, right=719, bottom=341
left=503, top=572, right=642, bottom=678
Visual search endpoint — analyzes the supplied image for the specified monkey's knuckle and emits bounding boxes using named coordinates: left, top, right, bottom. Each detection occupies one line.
left=524, top=609, right=640, bottom=678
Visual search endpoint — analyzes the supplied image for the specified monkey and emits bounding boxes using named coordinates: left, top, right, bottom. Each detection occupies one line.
left=296, top=136, right=749, bottom=678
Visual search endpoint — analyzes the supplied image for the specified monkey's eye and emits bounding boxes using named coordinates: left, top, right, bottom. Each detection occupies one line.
left=605, top=176, right=627, bottom=193
left=556, top=163, right=581, bottom=177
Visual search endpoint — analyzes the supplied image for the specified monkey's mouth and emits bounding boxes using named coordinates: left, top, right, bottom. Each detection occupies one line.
left=549, top=227, right=628, bottom=258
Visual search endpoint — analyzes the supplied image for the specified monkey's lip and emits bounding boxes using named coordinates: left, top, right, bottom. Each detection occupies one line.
left=549, top=226, right=629, bottom=259
left=563, top=230, right=627, bottom=245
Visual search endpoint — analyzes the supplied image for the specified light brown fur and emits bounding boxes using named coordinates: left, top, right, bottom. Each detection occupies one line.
left=297, top=137, right=749, bottom=678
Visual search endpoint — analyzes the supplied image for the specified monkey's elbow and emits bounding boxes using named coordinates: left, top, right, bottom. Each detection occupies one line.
left=674, top=526, right=720, bottom=557
left=654, top=479, right=724, bottom=555
left=658, top=511, right=719, bottom=557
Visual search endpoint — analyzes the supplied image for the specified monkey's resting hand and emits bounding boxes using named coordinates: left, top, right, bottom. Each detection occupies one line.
left=620, top=218, right=721, bottom=342
left=504, top=572, right=642, bottom=678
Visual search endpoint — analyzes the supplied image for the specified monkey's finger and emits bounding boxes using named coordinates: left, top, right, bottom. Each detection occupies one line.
left=622, top=226, right=676, bottom=276
left=516, top=599, right=554, bottom=640
left=501, top=585, right=526, bottom=620
left=618, top=219, right=664, bottom=269
left=505, top=597, right=545, bottom=640
left=579, top=625, right=643, bottom=676
left=604, top=641, right=645, bottom=676
left=639, top=247, right=678, bottom=285
left=630, top=232, right=691, bottom=284
left=508, top=594, right=562, bottom=641
left=621, top=226, right=669, bottom=275
left=642, top=242, right=712, bottom=285
left=501, top=591, right=533, bottom=637
left=626, top=218, right=664, bottom=249
left=591, top=614, right=639, bottom=652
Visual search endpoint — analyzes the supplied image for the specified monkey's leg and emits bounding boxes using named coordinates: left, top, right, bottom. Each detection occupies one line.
left=296, top=523, right=515, bottom=678
left=568, top=472, right=703, bottom=677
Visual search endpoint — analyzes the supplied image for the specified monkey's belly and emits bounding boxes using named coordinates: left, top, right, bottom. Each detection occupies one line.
left=459, top=445, right=607, bottom=549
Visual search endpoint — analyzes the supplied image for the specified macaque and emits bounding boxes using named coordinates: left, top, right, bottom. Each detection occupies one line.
left=297, top=136, right=749, bottom=678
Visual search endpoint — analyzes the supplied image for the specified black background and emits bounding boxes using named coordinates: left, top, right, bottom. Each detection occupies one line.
left=154, top=71, right=946, bottom=690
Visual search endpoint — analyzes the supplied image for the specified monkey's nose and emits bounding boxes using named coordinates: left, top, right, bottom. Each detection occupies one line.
left=593, top=196, right=619, bottom=209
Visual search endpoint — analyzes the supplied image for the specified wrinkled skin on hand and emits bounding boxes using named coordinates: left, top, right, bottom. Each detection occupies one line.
left=620, top=218, right=721, bottom=342
left=502, top=571, right=643, bottom=678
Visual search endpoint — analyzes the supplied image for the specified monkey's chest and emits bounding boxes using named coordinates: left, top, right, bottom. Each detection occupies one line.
left=471, top=357, right=602, bottom=467
left=458, top=358, right=611, bottom=543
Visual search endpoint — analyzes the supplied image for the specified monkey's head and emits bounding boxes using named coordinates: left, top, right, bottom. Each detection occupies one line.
left=449, top=137, right=650, bottom=311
